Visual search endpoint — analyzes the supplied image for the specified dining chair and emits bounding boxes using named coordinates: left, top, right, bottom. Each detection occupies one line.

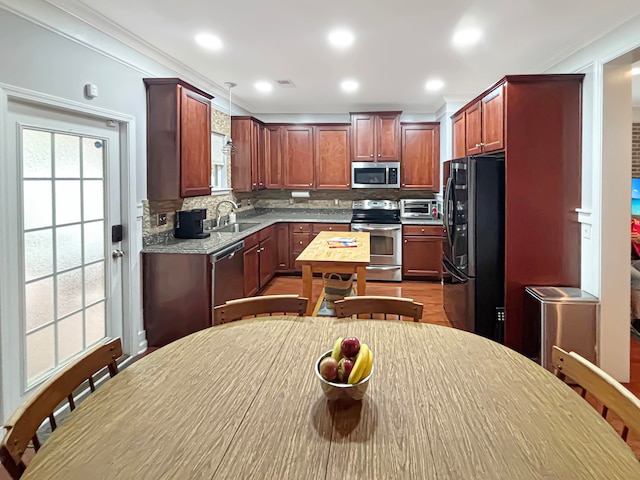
left=0, top=338, right=123, bottom=479
left=213, top=295, right=308, bottom=325
left=333, top=296, right=423, bottom=322
left=552, top=345, right=640, bottom=444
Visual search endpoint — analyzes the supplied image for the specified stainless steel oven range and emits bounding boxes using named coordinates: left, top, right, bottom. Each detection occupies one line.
left=350, top=200, right=402, bottom=281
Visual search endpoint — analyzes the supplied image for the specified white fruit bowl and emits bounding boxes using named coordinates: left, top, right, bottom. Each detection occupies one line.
left=315, top=350, right=374, bottom=401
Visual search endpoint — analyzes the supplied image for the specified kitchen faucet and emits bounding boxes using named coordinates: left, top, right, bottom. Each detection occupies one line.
left=215, top=200, right=239, bottom=227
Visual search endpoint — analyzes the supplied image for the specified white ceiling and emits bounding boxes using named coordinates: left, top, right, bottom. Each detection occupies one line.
left=50, top=0, right=640, bottom=113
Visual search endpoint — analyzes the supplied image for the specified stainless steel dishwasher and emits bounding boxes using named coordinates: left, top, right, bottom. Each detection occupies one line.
left=211, top=241, right=244, bottom=323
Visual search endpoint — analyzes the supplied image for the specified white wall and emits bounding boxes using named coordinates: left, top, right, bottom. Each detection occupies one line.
left=546, top=12, right=640, bottom=381
left=634, top=107, right=640, bottom=122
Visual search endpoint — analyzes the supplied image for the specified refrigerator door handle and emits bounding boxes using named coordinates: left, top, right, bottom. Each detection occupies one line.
left=444, top=176, right=454, bottom=248
left=443, top=257, right=467, bottom=283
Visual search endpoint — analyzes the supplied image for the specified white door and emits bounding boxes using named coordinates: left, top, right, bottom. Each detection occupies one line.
left=1, top=99, right=123, bottom=418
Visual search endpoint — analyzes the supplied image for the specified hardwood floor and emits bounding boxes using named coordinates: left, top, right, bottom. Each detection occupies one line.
left=260, top=276, right=451, bottom=326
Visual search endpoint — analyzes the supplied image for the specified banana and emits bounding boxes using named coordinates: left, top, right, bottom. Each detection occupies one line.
left=331, top=337, right=343, bottom=361
left=348, top=343, right=370, bottom=384
left=361, top=347, right=373, bottom=379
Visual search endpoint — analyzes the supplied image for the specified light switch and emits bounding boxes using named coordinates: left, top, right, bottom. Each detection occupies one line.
left=582, top=224, right=591, bottom=240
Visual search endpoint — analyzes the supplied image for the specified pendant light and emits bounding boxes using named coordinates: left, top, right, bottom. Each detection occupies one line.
left=222, top=82, right=237, bottom=156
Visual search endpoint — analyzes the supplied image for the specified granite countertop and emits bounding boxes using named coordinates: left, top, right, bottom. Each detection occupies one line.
left=142, top=209, right=353, bottom=255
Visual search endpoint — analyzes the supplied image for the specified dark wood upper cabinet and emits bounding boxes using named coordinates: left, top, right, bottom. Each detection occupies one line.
left=257, top=123, right=267, bottom=189
left=481, top=84, right=505, bottom=152
left=376, top=112, right=401, bottom=161
left=350, top=113, right=376, bottom=161
left=144, top=78, right=213, bottom=200
left=350, top=112, right=401, bottom=161
left=465, top=101, right=482, bottom=156
left=265, top=126, right=283, bottom=189
left=231, top=116, right=267, bottom=193
left=282, top=126, right=314, bottom=189
left=315, top=125, right=351, bottom=190
left=400, top=123, right=440, bottom=190
left=231, top=118, right=254, bottom=192
left=460, top=84, right=505, bottom=156
left=452, top=112, right=466, bottom=159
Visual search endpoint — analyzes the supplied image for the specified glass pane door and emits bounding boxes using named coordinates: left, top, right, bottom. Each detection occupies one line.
left=21, top=128, right=107, bottom=387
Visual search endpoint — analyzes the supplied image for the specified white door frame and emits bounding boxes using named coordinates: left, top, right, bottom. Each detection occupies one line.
left=0, top=84, right=142, bottom=418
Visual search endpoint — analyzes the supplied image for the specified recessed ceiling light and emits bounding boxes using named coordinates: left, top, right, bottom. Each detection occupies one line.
left=340, top=79, right=359, bottom=93
left=632, top=67, right=640, bottom=76
left=328, top=29, right=355, bottom=49
left=254, top=81, right=273, bottom=92
left=195, top=33, right=223, bottom=51
left=425, top=79, right=445, bottom=92
left=452, top=28, right=482, bottom=47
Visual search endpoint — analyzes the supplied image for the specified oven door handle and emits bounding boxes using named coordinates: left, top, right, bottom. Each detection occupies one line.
left=366, top=265, right=401, bottom=271
left=352, top=225, right=401, bottom=231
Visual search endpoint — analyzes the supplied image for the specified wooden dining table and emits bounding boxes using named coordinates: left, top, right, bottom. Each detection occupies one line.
left=22, top=317, right=640, bottom=479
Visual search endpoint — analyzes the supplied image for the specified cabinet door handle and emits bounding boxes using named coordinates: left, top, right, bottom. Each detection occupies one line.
left=299, top=241, right=303, bottom=245
left=475, top=143, right=481, bottom=148
left=309, top=183, right=312, bottom=186
left=378, top=153, right=381, bottom=157
left=370, top=154, right=374, bottom=158
left=404, top=239, right=408, bottom=243
left=402, top=183, right=406, bottom=187
left=421, top=229, right=425, bottom=233
left=329, top=227, right=333, bottom=230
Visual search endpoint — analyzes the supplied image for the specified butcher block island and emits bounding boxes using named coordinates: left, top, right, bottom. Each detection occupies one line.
left=295, top=231, right=370, bottom=315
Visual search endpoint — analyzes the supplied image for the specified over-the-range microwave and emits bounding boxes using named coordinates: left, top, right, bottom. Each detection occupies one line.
left=351, top=162, right=400, bottom=189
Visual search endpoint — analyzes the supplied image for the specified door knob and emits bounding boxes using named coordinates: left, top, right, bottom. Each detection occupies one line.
left=112, top=249, right=125, bottom=259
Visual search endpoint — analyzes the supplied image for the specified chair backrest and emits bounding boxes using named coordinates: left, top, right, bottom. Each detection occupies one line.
left=0, top=338, right=123, bottom=478
left=552, top=345, right=640, bottom=442
left=213, top=295, right=308, bottom=325
left=333, top=296, right=423, bottom=322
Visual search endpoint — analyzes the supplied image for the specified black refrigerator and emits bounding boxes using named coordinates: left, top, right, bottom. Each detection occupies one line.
left=443, top=155, right=505, bottom=341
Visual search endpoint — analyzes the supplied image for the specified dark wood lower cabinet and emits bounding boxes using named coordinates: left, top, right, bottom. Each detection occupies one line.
left=259, top=236, right=275, bottom=287
left=275, top=224, right=291, bottom=271
left=143, top=253, right=211, bottom=347
left=402, top=236, right=443, bottom=280
left=243, top=243, right=260, bottom=297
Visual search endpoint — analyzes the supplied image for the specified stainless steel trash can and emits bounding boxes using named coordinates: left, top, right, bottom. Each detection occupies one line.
left=524, top=287, right=599, bottom=371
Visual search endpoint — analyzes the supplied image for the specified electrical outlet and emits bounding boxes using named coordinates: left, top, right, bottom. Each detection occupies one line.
left=334, top=199, right=340, bottom=206
left=156, top=213, right=167, bottom=226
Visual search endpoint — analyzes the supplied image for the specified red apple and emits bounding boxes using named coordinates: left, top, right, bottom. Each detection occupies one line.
left=319, top=357, right=338, bottom=381
left=341, top=337, right=360, bottom=358
left=337, top=358, right=354, bottom=382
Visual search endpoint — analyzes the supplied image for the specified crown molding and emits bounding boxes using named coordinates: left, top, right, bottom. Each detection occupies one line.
left=0, top=0, right=251, bottom=113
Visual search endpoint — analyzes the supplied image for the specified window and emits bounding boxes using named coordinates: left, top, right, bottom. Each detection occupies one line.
left=211, top=132, right=228, bottom=192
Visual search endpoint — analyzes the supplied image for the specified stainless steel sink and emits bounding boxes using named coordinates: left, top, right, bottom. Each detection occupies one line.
left=211, top=222, right=260, bottom=233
